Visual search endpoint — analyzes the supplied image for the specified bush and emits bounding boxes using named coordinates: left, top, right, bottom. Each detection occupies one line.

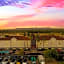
left=58, top=61, right=64, bottom=64
left=18, top=49, right=24, bottom=55
left=43, top=49, right=52, bottom=58
left=43, top=49, right=59, bottom=59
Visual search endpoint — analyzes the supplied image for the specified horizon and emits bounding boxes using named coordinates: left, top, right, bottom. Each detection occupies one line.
left=0, top=27, right=64, bottom=30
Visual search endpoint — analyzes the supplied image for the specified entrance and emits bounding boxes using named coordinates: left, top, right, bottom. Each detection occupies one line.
left=31, top=40, right=36, bottom=49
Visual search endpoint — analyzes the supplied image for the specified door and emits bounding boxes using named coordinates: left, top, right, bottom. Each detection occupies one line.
left=31, top=40, right=36, bottom=49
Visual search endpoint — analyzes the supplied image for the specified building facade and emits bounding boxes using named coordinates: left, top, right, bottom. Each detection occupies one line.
left=0, top=36, right=31, bottom=48
left=0, top=35, right=64, bottom=48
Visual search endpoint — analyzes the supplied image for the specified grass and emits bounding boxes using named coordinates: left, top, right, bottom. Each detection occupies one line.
left=15, top=48, right=24, bottom=55
left=58, top=61, right=64, bottom=64
left=45, top=58, right=58, bottom=64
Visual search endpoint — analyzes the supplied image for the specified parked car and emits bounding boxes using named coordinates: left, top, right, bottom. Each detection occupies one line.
left=55, top=48, right=64, bottom=61
left=22, top=62, right=27, bottom=64
left=16, top=61, right=21, bottom=64
left=16, top=58, right=22, bottom=64
left=30, top=56, right=37, bottom=64
left=0, top=57, right=3, bottom=64
left=38, top=55, right=45, bottom=64
left=22, top=59, right=27, bottom=64
left=2, top=59, right=9, bottom=64
left=10, top=59, right=16, bottom=64
left=0, top=57, right=3, bottom=61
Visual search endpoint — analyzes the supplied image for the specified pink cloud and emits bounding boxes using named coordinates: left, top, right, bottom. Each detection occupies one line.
left=3, top=20, right=64, bottom=28
left=31, top=0, right=64, bottom=8
left=0, top=18, right=7, bottom=21
left=10, top=14, right=35, bottom=18
left=0, top=15, right=64, bottom=29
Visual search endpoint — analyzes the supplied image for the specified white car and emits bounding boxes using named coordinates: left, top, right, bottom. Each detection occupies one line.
left=22, top=62, right=27, bottom=64
left=32, top=61, right=36, bottom=64
left=10, top=59, right=16, bottom=64
left=2, top=61, right=8, bottom=64
left=38, top=55, right=45, bottom=64
left=40, top=61, right=45, bottom=64
left=22, top=58, right=27, bottom=64
left=2, top=59, right=8, bottom=64
left=10, top=62, right=16, bottom=64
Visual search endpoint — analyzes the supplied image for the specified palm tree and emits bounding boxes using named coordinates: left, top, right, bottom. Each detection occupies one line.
left=24, top=32, right=26, bottom=36
left=36, top=33, right=40, bottom=48
left=30, top=33, right=36, bottom=49
left=42, top=37, right=46, bottom=48
left=36, top=33, right=40, bottom=41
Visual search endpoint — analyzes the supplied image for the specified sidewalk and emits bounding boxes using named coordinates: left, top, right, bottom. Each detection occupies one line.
left=46, top=58, right=58, bottom=64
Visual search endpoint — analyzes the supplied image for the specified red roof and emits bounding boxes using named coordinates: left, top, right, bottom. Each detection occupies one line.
left=0, top=35, right=64, bottom=40
left=39, top=35, right=64, bottom=40
left=0, top=36, right=30, bottom=40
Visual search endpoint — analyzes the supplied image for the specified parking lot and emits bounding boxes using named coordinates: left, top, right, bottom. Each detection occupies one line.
left=0, top=54, right=45, bottom=64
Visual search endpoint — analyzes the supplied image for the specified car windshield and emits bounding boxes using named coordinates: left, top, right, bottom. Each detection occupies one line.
left=11, top=59, right=15, bottom=62
left=5, top=59, right=8, bottom=61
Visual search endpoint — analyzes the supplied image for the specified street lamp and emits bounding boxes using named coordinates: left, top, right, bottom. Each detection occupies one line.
left=10, top=40, right=11, bottom=48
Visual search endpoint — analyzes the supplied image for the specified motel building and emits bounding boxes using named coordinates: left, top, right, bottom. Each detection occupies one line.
left=0, top=35, right=64, bottom=49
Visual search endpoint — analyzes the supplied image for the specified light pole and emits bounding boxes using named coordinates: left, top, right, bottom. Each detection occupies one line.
left=27, top=41, right=28, bottom=48
left=10, top=40, right=11, bottom=48
left=43, top=38, right=46, bottom=49
left=24, top=39, right=25, bottom=48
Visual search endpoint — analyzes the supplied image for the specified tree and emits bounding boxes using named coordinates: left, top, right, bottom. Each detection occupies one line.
left=24, top=32, right=26, bottom=36
left=43, top=49, right=59, bottom=59
left=5, top=35, right=9, bottom=37
left=42, top=37, right=46, bottom=48
left=31, top=33, right=35, bottom=40
left=27, top=32, right=30, bottom=36
left=36, top=33, right=40, bottom=41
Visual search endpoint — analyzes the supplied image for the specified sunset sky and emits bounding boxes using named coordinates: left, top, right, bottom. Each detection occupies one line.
left=0, top=0, right=64, bottom=29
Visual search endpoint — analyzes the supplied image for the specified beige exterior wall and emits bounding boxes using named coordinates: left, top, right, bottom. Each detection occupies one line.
left=57, top=40, right=63, bottom=47
left=0, top=37, right=31, bottom=48
left=36, top=37, right=64, bottom=48
left=49, top=38, right=57, bottom=47
left=11, top=37, right=17, bottom=47
left=44, top=40, right=49, bottom=48
left=24, top=40, right=28, bottom=48
left=0, top=40, right=10, bottom=48
left=11, top=38, right=31, bottom=48
left=24, top=40, right=31, bottom=48
left=27, top=40, right=31, bottom=48
left=36, top=40, right=43, bottom=48
left=0, top=37, right=64, bottom=48
left=11, top=40, right=25, bottom=48
left=63, top=40, right=64, bottom=47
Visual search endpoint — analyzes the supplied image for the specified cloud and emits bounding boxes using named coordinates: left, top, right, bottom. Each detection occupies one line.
left=0, top=6, right=36, bottom=18
left=2, top=20, right=64, bottom=29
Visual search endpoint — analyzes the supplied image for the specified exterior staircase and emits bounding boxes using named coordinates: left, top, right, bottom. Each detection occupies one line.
left=30, top=49, right=37, bottom=53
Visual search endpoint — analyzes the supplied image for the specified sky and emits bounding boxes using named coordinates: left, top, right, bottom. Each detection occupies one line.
left=0, top=0, right=64, bottom=29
